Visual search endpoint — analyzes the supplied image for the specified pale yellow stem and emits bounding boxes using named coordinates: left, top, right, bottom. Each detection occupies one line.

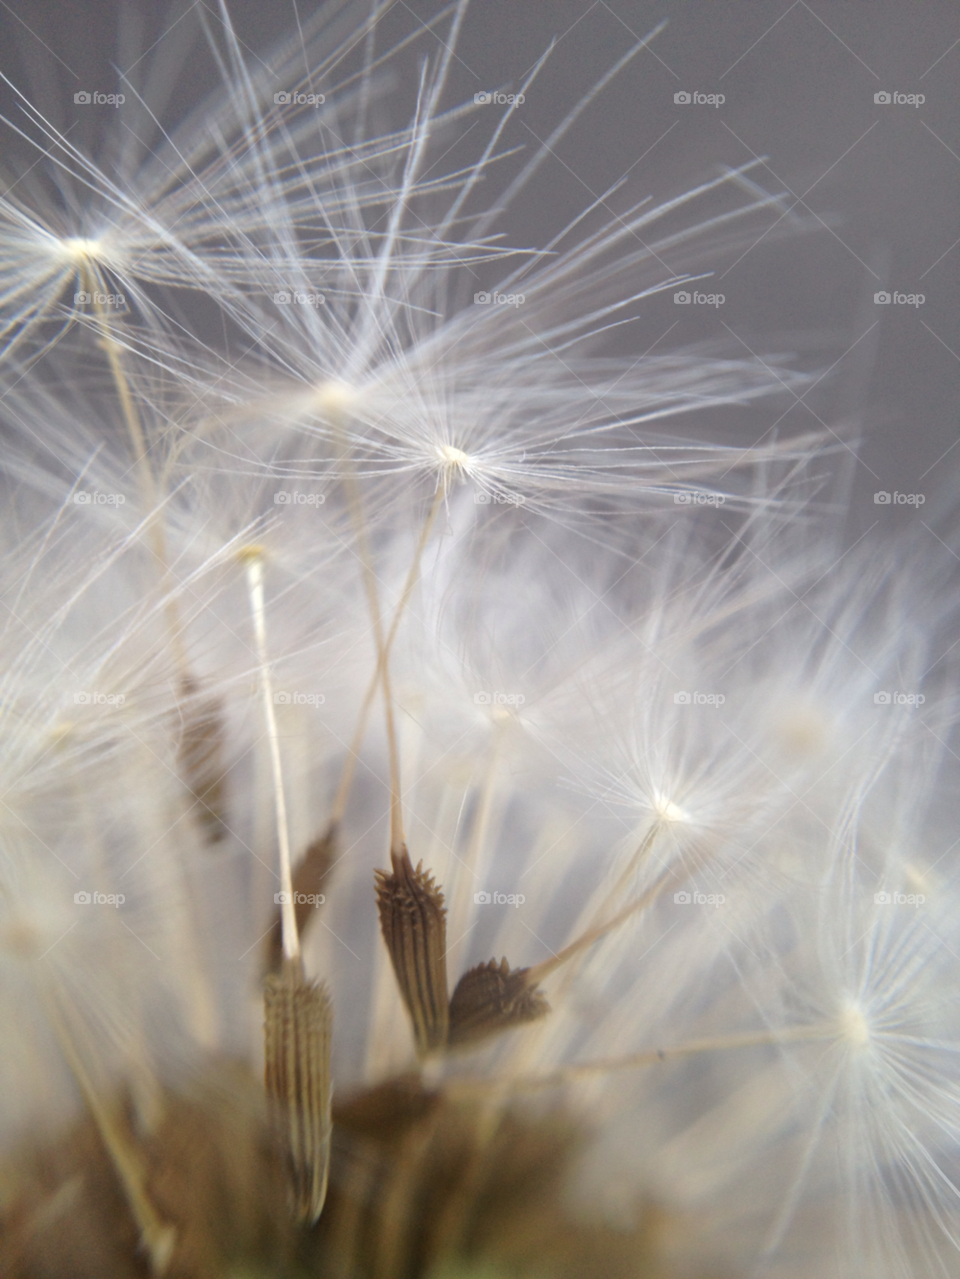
left=450, top=1023, right=839, bottom=1096
left=81, top=263, right=189, bottom=678
left=328, top=483, right=447, bottom=829
left=243, top=550, right=299, bottom=962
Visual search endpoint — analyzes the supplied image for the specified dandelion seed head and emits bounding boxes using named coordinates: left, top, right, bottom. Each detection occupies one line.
left=838, top=998, right=873, bottom=1052
left=435, top=442, right=474, bottom=483
left=651, top=790, right=690, bottom=824
left=2, top=2, right=957, bottom=1275
left=311, top=379, right=361, bottom=418
left=57, top=236, right=107, bottom=265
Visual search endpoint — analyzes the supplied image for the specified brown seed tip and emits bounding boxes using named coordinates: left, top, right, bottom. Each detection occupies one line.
left=375, top=848, right=449, bottom=1054
left=448, top=957, right=551, bottom=1048
left=263, top=958, right=333, bottom=1224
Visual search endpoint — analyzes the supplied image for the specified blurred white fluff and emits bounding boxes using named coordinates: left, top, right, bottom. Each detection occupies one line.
left=1, top=4, right=957, bottom=1278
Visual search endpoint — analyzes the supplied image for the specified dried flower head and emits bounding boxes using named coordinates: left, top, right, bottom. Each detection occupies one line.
left=1, top=4, right=957, bottom=1279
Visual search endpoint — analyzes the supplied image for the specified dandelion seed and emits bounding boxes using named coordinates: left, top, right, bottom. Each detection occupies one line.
left=448, top=957, right=550, bottom=1048
left=263, top=958, right=333, bottom=1225
left=375, top=851, right=450, bottom=1055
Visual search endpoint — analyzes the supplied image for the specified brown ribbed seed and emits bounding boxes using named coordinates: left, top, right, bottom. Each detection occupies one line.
left=448, top=957, right=551, bottom=1048
left=265, top=824, right=338, bottom=975
left=263, top=958, right=333, bottom=1224
left=375, top=849, right=450, bottom=1054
